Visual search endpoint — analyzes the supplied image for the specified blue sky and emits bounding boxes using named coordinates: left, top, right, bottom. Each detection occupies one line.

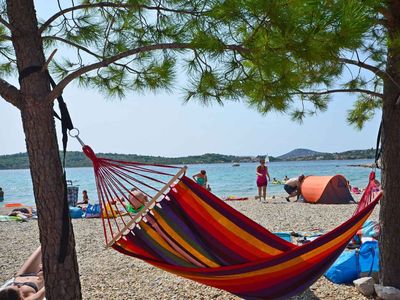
left=0, top=83, right=381, bottom=157
left=0, top=1, right=382, bottom=157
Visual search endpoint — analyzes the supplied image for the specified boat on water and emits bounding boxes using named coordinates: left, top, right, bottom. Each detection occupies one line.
left=232, top=163, right=240, bottom=167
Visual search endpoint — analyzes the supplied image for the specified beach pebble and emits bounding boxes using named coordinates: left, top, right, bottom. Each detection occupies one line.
left=374, top=284, right=400, bottom=300
left=354, top=277, right=375, bottom=297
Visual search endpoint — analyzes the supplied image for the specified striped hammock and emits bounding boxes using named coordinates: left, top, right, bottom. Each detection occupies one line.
left=83, top=145, right=382, bottom=299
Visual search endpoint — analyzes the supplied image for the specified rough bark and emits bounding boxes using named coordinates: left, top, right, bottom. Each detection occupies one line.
left=379, top=0, right=400, bottom=289
left=6, top=1, right=82, bottom=299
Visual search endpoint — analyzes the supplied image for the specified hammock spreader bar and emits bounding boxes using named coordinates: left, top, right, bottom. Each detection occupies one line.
left=82, top=145, right=381, bottom=299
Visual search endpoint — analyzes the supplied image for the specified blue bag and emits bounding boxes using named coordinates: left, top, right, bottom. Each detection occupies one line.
left=69, top=206, right=83, bottom=219
left=325, top=241, right=379, bottom=284
left=85, top=203, right=101, bottom=218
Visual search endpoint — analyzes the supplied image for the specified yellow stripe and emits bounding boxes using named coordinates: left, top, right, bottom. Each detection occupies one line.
left=177, top=182, right=283, bottom=256
left=166, top=213, right=371, bottom=282
left=152, top=210, right=220, bottom=268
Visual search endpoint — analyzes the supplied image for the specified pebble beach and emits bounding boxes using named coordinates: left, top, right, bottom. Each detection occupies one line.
left=0, top=196, right=379, bottom=300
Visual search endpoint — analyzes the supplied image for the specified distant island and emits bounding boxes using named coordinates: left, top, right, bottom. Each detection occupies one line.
left=0, top=148, right=377, bottom=170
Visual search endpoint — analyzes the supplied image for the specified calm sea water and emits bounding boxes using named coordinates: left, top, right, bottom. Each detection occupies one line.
left=0, top=159, right=380, bottom=206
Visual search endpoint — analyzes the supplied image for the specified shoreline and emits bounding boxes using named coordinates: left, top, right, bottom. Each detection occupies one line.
left=0, top=157, right=377, bottom=171
left=0, top=195, right=375, bottom=299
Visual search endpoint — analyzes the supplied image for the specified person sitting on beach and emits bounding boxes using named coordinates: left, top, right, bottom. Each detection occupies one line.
left=128, top=188, right=149, bottom=210
left=0, top=246, right=45, bottom=300
left=284, top=175, right=305, bottom=202
left=77, top=190, right=89, bottom=205
left=193, top=170, right=208, bottom=188
left=256, top=158, right=270, bottom=202
left=8, top=207, right=33, bottom=219
left=0, top=187, right=4, bottom=202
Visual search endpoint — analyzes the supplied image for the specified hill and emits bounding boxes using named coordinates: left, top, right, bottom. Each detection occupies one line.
left=277, top=148, right=327, bottom=160
left=277, top=148, right=376, bottom=161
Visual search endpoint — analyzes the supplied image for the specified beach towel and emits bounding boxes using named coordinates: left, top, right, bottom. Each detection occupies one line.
left=0, top=215, right=25, bottom=222
left=85, top=203, right=101, bottom=218
left=223, top=196, right=249, bottom=201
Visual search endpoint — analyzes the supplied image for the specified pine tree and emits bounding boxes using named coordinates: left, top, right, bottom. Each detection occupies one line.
left=0, top=1, right=398, bottom=299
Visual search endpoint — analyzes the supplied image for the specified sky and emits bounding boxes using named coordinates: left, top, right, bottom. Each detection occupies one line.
left=0, top=2, right=382, bottom=158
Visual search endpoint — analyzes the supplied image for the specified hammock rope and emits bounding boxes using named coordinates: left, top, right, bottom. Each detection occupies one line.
left=81, top=144, right=382, bottom=299
left=82, top=145, right=186, bottom=245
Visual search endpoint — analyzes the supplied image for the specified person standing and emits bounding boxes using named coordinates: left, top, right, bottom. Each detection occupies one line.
left=256, top=159, right=270, bottom=202
left=193, top=170, right=208, bottom=188
left=0, top=187, right=4, bottom=202
left=284, top=175, right=305, bottom=202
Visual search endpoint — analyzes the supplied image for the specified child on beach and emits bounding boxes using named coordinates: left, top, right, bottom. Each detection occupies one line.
left=128, top=188, right=149, bottom=210
left=256, top=158, right=270, bottom=202
left=0, top=187, right=4, bottom=202
left=193, top=170, right=208, bottom=188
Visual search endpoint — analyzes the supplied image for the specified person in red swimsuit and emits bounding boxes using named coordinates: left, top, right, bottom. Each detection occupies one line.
left=256, top=158, right=270, bottom=202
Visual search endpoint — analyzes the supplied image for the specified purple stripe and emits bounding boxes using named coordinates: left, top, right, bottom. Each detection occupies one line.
left=180, top=176, right=294, bottom=251
left=155, top=202, right=223, bottom=264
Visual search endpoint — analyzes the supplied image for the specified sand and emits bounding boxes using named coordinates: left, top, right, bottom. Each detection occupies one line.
left=0, top=195, right=378, bottom=299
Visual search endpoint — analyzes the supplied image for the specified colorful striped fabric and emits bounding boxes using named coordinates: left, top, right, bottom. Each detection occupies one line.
left=112, top=176, right=382, bottom=299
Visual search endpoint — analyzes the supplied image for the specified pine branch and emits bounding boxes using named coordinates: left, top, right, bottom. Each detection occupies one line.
left=295, top=88, right=383, bottom=98
left=0, top=34, right=11, bottom=41
left=46, top=42, right=246, bottom=102
left=39, top=2, right=206, bottom=34
left=42, top=36, right=101, bottom=58
left=339, top=57, right=384, bottom=78
left=0, top=78, right=21, bottom=109
left=0, top=16, right=14, bottom=32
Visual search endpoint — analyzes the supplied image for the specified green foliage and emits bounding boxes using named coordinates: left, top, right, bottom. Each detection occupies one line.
left=347, top=95, right=382, bottom=129
left=0, top=0, right=386, bottom=125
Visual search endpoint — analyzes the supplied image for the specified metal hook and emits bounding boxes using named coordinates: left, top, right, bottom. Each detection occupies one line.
left=68, top=128, right=85, bottom=146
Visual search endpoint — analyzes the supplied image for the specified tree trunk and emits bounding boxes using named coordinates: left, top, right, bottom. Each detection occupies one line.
left=7, top=1, right=82, bottom=299
left=380, top=1, right=400, bottom=288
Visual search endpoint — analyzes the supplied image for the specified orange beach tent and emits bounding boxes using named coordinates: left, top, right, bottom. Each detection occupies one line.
left=301, top=175, right=354, bottom=204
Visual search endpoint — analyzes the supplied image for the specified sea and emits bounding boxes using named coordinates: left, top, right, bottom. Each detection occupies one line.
left=0, top=159, right=380, bottom=207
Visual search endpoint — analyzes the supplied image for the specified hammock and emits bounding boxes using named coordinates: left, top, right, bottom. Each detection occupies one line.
left=82, top=145, right=382, bottom=299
